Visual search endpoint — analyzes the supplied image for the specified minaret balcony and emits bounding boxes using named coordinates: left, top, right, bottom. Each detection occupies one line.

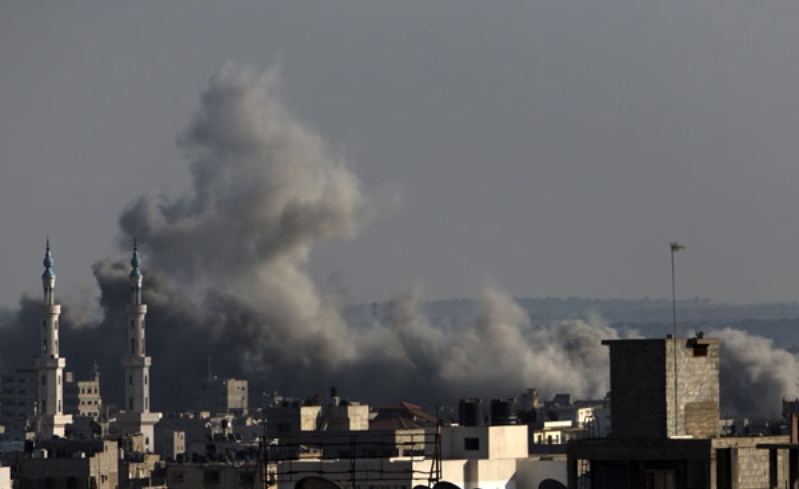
left=123, top=356, right=152, bottom=368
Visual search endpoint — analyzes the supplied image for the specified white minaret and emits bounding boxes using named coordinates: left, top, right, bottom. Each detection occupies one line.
left=117, top=242, right=161, bottom=452
left=34, top=240, right=72, bottom=438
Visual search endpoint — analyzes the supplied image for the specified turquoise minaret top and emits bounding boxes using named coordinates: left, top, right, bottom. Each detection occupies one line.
left=42, top=240, right=56, bottom=306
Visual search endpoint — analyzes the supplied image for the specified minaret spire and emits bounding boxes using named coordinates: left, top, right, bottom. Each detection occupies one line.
left=34, top=240, right=72, bottom=438
left=42, top=238, right=55, bottom=306
left=118, top=241, right=161, bottom=452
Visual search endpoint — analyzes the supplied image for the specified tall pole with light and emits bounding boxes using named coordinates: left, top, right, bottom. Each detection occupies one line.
left=670, top=241, right=684, bottom=437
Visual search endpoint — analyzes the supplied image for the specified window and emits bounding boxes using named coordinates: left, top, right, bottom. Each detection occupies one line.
left=203, top=469, right=221, bottom=483
left=131, top=339, right=135, bottom=355
left=41, top=376, right=46, bottom=386
left=128, top=375, right=133, bottom=386
left=464, top=437, right=480, bottom=451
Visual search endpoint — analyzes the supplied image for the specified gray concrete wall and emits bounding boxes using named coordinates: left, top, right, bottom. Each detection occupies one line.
left=605, top=338, right=719, bottom=440
left=606, top=339, right=668, bottom=440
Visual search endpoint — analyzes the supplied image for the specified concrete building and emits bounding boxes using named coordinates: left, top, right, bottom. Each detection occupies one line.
left=64, top=363, right=103, bottom=419
left=267, top=401, right=369, bottom=435
left=533, top=420, right=585, bottom=446
left=14, top=439, right=119, bottom=489
left=165, top=463, right=259, bottom=489
left=567, top=336, right=792, bottom=488
left=0, top=466, right=9, bottom=489
left=606, top=337, right=719, bottom=440
left=116, top=244, right=162, bottom=453
left=33, top=242, right=72, bottom=439
left=200, top=378, right=249, bottom=416
left=272, top=424, right=565, bottom=489
left=0, top=368, right=35, bottom=440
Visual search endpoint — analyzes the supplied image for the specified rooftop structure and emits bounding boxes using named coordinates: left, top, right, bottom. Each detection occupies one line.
left=567, top=336, right=791, bottom=489
left=602, top=336, right=720, bottom=440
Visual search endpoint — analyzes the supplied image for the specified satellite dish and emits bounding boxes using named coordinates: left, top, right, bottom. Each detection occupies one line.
left=413, top=485, right=429, bottom=489
left=433, top=481, right=462, bottom=489
left=538, top=480, right=567, bottom=489
left=295, top=477, right=341, bottom=489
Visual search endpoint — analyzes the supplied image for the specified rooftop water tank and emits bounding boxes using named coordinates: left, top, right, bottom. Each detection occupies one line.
left=490, top=398, right=518, bottom=425
left=459, top=399, right=484, bottom=427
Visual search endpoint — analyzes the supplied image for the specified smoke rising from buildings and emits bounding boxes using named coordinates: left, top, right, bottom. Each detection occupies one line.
left=710, top=328, right=799, bottom=418
left=0, top=64, right=797, bottom=418
left=379, top=286, right=617, bottom=401
left=105, top=60, right=621, bottom=405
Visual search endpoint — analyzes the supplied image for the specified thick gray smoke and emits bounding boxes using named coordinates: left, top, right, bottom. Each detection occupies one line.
left=1, top=64, right=797, bottom=418
left=116, top=64, right=366, bottom=375
left=378, top=285, right=616, bottom=401
left=102, top=63, right=618, bottom=408
left=711, top=328, right=799, bottom=418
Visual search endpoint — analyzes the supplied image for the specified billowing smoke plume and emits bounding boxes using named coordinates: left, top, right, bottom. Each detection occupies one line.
left=96, top=63, right=618, bottom=408
left=711, top=328, right=799, bottom=418
left=375, top=285, right=617, bottom=401
left=1, top=63, right=797, bottom=419
left=111, top=64, right=367, bottom=396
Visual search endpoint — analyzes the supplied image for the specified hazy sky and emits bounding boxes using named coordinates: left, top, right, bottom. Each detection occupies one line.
left=4, top=1, right=799, bottom=309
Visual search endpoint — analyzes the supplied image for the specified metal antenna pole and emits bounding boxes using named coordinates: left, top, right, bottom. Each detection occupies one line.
left=670, top=242, right=684, bottom=437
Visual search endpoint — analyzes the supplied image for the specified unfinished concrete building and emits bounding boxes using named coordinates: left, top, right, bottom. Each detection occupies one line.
left=567, top=337, right=792, bottom=489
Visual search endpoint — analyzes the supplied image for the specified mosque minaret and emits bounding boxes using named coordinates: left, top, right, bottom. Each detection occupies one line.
left=33, top=240, right=72, bottom=438
left=116, top=241, right=162, bottom=452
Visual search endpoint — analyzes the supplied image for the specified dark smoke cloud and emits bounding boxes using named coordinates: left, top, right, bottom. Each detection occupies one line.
left=1, top=64, right=797, bottom=420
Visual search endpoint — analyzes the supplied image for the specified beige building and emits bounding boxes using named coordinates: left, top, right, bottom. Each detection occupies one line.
left=267, top=402, right=369, bottom=435
left=0, top=466, right=10, bottom=489
left=64, top=364, right=103, bottom=419
left=201, top=378, right=249, bottom=416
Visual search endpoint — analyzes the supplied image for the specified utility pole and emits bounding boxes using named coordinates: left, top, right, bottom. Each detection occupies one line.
left=670, top=241, right=684, bottom=437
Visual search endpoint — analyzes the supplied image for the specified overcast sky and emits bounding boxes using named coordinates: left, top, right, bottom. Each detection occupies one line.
left=3, top=1, right=799, bottom=309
